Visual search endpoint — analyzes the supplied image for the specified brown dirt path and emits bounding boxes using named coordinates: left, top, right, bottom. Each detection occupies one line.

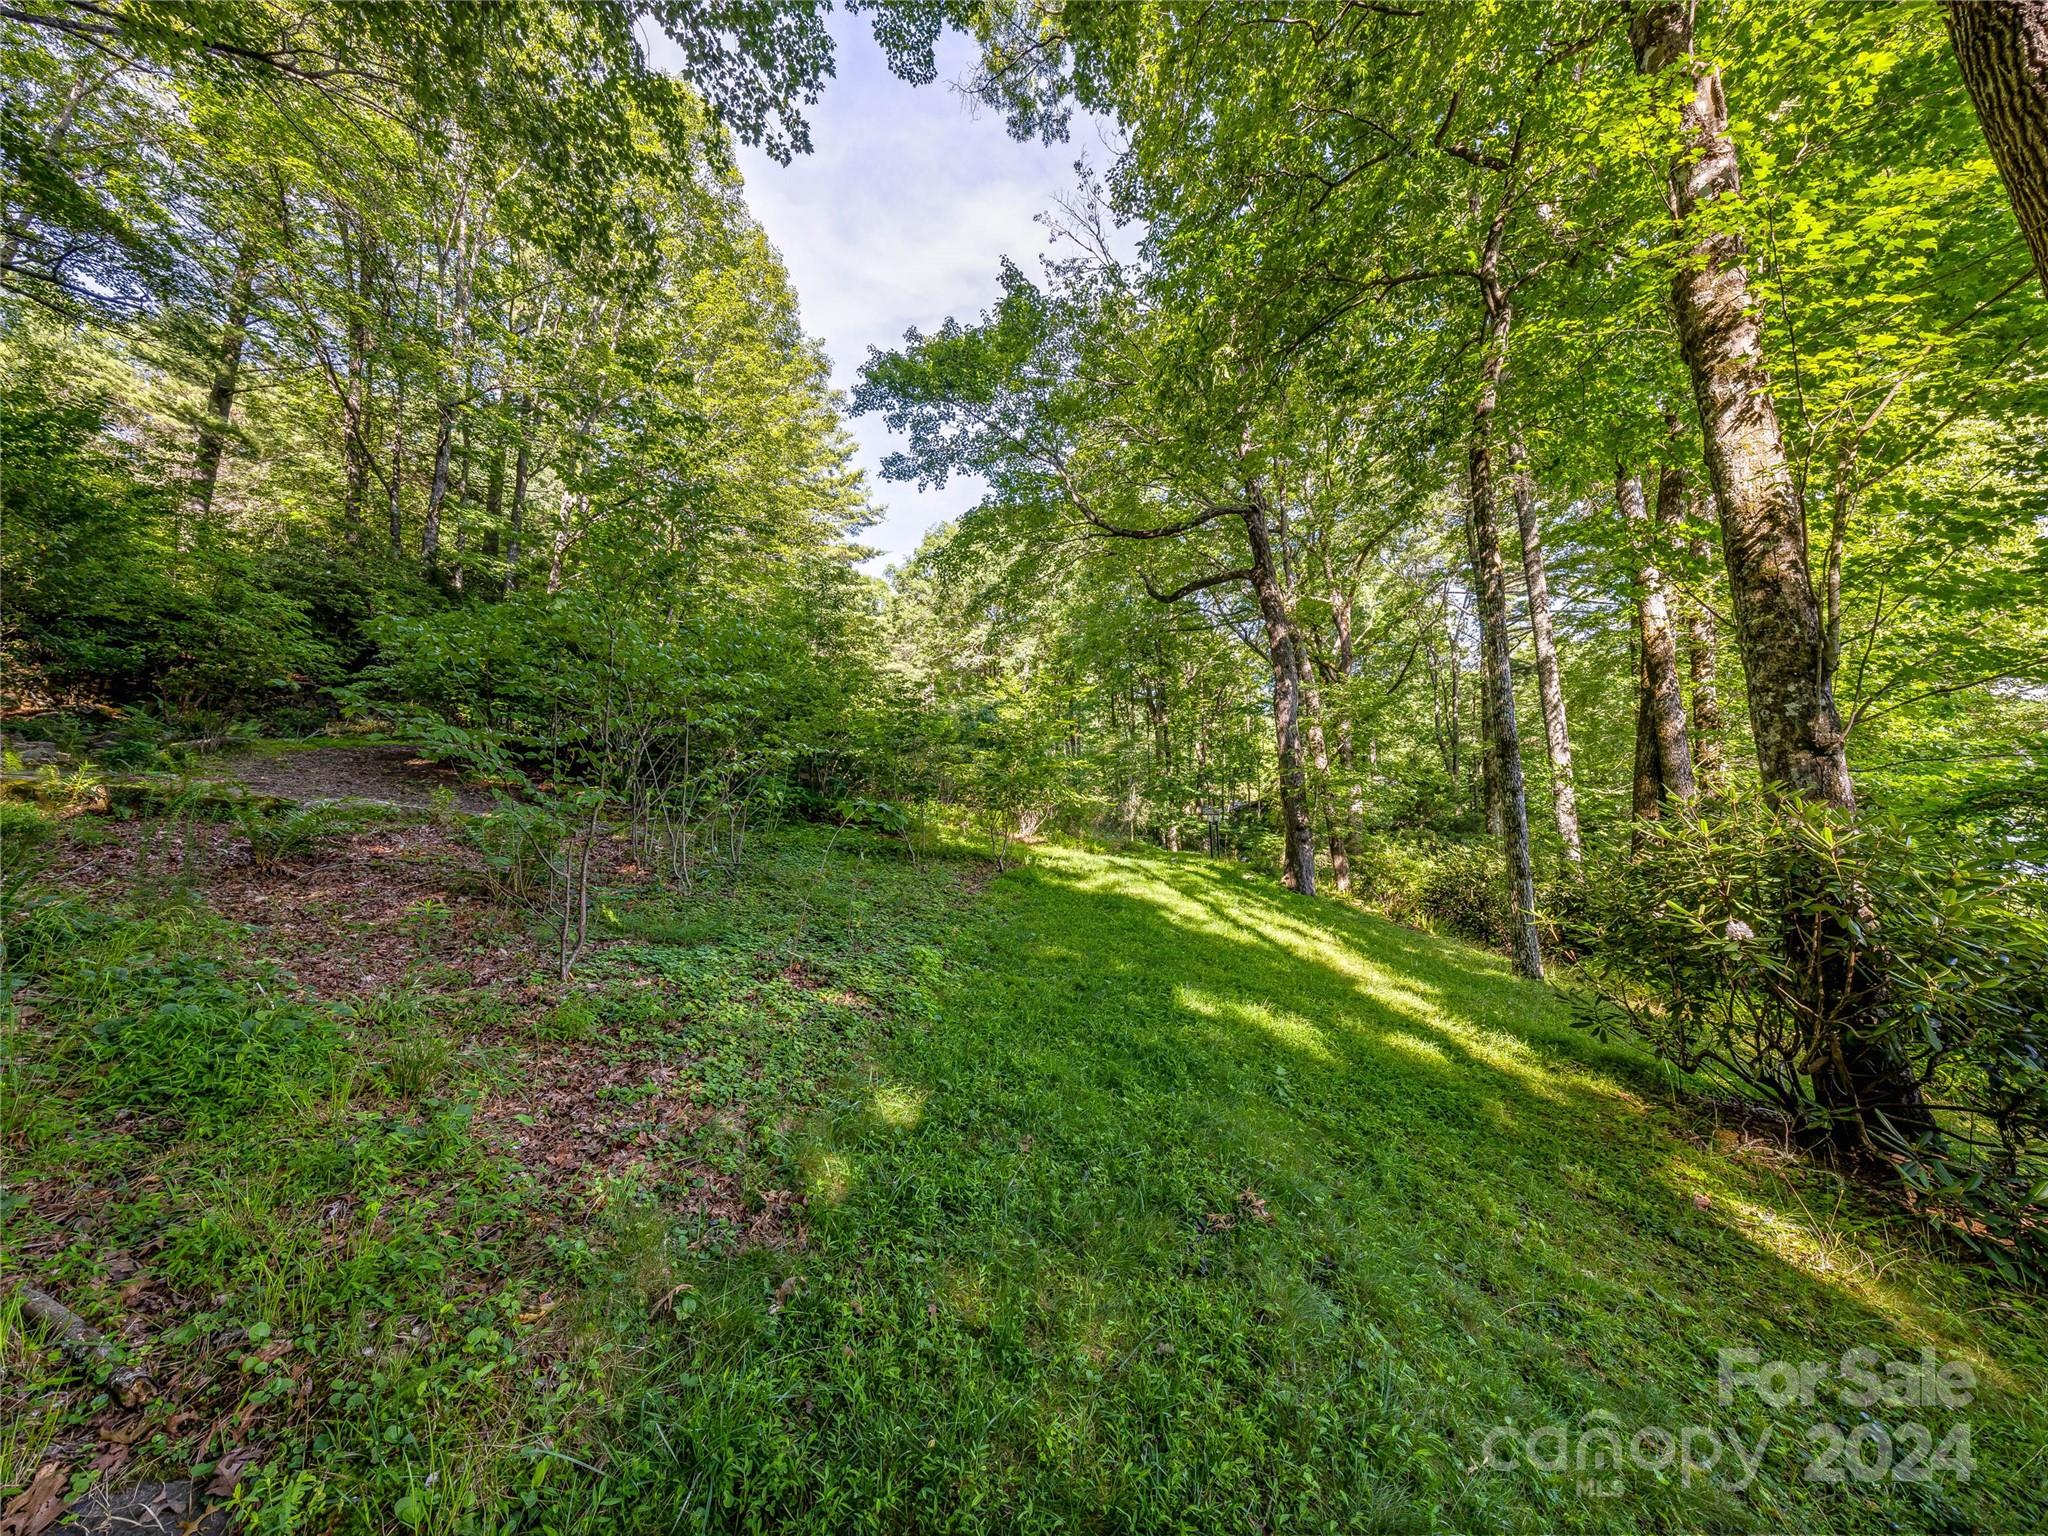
left=191, top=743, right=497, bottom=813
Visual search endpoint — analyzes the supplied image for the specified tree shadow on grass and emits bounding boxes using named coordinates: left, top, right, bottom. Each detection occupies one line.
left=651, top=841, right=2048, bottom=1534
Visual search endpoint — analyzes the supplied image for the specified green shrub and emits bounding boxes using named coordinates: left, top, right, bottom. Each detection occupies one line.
left=1347, top=837, right=1434, bottom=925
left=1, top=797, right=56, bottom=867
left=1348, top=836, right=1516, bottom=950
left=1416, top=840, right=1514, bottom=949
left=1568, top=798, right=2048, bottom=1283
left=466, top=799, right=565, bottom=908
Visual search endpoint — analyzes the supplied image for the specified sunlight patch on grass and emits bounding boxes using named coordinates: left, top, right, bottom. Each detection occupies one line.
left=1175, top=984, right=1337, bottom=1063
left=870, top=1081, right=929, bottom=1130
left=803, top=1149, right=857, bottom=1205
left=1379, top=1030, right=1450, bottom=1065
left=1060, top=848, right=1629, bottom=1114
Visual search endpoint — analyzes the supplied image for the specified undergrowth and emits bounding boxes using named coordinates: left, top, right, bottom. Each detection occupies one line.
left=4, top=806, right=2044, bottom=1533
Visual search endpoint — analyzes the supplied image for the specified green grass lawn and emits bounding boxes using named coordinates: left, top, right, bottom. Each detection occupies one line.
left=6, top=816, right=2045, bottom=1533
left=598, top=841, right=2046, bottom=1534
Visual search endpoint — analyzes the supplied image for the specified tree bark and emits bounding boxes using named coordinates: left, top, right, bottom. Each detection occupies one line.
left=1327, top=588, right=1364, bottom=891
left=1634, top=3, right=1925, bottom=1154
left=1245, top=498, right=1318, bottom=896
left=424, top=189, right=474, bottom=572
left=1631, top=641, right=1664, bottom=835
left=1508, top=449, right=1582, bottom=866
left=190, top=244, right=255, bottom=518
left=340, top=211, right=372, bottom=533
left=424, top=406, right=454, bottom=569
left=1668, top=493, right=1729, bottom=797
left=1470, top=540, right=1507, bottom=841
left=505, top=395, right=531, bottom=594
left=1468, top=273, right=1542, bottom=981
left=387, top=373, right=406, bottom=558
left=1629, top=5, right=1851, bottom=810
left=1622, top=465, right=1697, bottom=817
left=1946, top=0, right=2048, bottom=300
left=484, top=418, right=507, bottom=529
left=547, top=488, right=582, bottom=594
left=1301, top=666, right=1344, bottom=891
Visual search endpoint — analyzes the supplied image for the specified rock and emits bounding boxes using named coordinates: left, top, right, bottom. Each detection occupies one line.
left=51, top=1480, right=228, bottom=1536
left=0, top=736, right=73, bottom=770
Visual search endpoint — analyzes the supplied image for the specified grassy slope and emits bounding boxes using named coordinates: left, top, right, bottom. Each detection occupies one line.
left=599, top=841, right=2047, bottom=1534
left=6, top=814, right=2046, bottom=1533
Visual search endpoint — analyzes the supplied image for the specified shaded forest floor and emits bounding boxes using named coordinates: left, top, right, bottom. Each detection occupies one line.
left=4, top=761, right=2045, bottom=1533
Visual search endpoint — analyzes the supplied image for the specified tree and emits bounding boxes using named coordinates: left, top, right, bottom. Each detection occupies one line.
left=1508, top=452, right=1582, bottom=865
left=1947, top=0, right=2048, bottom=300
left=1619, top=462, right=1695, bottom=829
left=1628, top=2, right=1852, bottom=812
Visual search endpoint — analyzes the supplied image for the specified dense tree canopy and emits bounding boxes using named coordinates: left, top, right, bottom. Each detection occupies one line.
left=3, top=0, right=2045, bottom=1454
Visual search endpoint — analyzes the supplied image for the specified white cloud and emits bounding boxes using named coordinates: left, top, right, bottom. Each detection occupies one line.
left=646, top=9, right=1127, bottom=569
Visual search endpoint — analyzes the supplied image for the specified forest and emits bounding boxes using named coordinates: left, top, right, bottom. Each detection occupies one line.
left=2, top=1, right=2046, bottom=1532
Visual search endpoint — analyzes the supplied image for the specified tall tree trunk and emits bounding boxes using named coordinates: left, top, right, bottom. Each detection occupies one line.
left=1472, top=579, right=1506, bottom=839
left=424, top=190, right=473, bottom=573
left=1326, top=589, right=1363, bottom=891
left=424, top=406, right=454, bottom=569
left=1621, top=465, right=1697, bottom=816
left=0, top=62, right=91, bottom=278
left=1946, top=0, right=2048, bottom=300
left=1631, top=641, right=1664, bottom=839
left=1469, top=273, right=1543, bottom=981
left=505, top=395, right=531, bottom=594
left=1629, top=7, right=1851, bottom=809
left=449, top=422, right=471, bottom=593
left=1302, top=667, right=1343, bottom=891
left=1682, top=596, right=1728, bottom=794
left=387, top=372, right=406, bottom=558
left=1462, top=515, right=1505, bottom=837
left=337, top=205, right=372, bottom=534
left=1634, top=3, right=1924, bottom=1153
left=485, top=413, right=506, bottom=508
left=547, top=485, right=585, bottom=595
left=1668, top=493, right=1729, bottom=797
left=190, top=244, right=255, bottom=519
left=1245, top=499, right=1317, bottom=896
left=1508, top=448, right=1582, bottom=866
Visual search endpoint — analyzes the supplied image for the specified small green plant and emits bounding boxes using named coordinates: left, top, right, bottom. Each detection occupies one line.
left=537, top=991, right=600, bottom=1043
left=231, top=797, right=372, bottom=870
left=465, top=800, right=564, bottom=909
left=379, top=1030, right=455, bottom=1101
left=399, top=896, right=452, bottom=948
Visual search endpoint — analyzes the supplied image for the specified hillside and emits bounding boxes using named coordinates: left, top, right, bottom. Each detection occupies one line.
left=5, top=778, right=2043, bottom=1533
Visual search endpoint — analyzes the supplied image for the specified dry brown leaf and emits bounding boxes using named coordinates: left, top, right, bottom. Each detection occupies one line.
left=0, top=1461, right=66, bottom=1536
left=205, top=1444, right=263, bottom=1497
left=103, top=1414, right=152, bottom=1447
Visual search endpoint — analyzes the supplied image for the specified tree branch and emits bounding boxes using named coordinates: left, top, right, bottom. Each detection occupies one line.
left=1140, top=566, right=1255, bottom=604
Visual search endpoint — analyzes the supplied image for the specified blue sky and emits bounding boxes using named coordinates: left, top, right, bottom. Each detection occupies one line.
left=651, top=10, right=1125, bottom=570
